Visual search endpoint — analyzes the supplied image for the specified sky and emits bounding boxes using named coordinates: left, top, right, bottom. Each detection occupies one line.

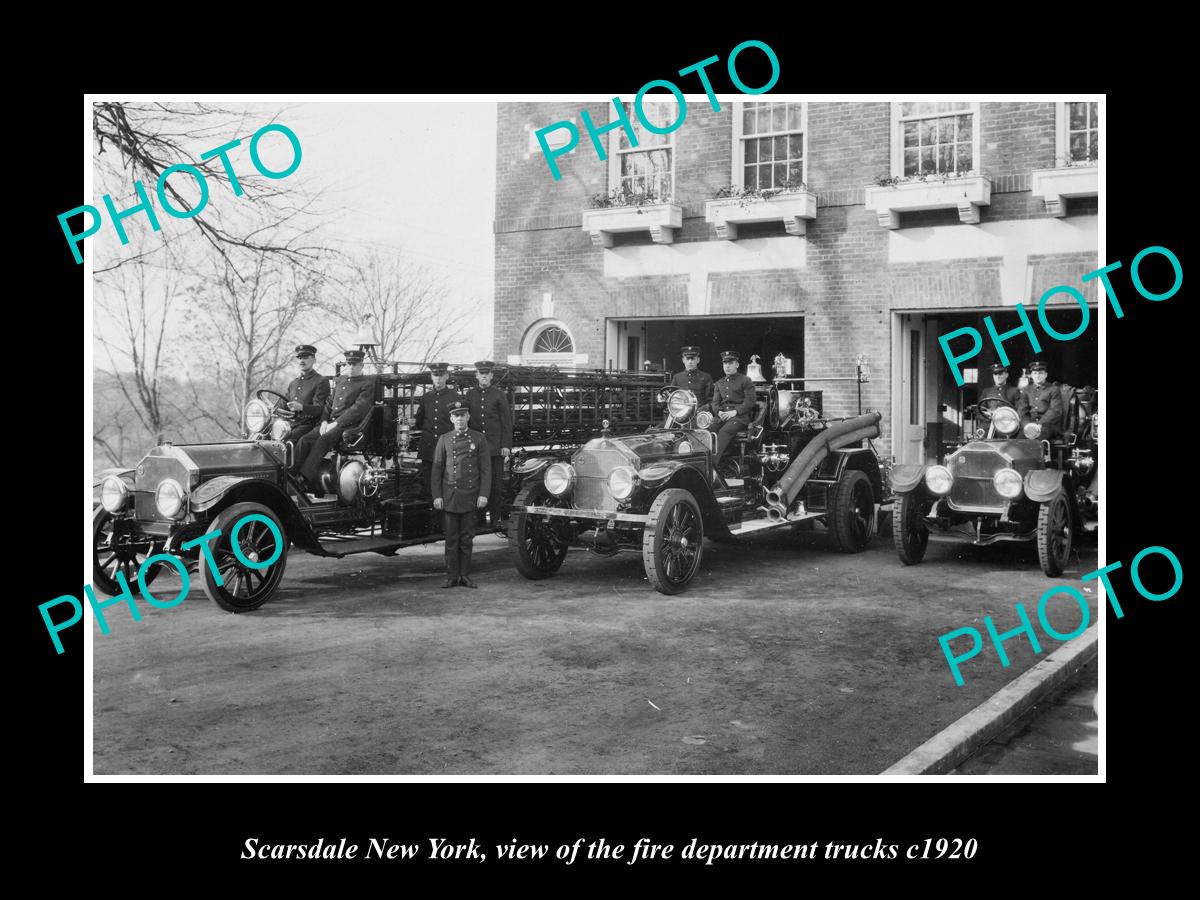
left=92, top=101, right=499, bottom=370
left=285, top=102, right=497, bottom=359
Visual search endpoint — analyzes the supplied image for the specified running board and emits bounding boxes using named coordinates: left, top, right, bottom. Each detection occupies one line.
left=314, top=535, right=429, bottom=558
left=727, top=517, right=789, bottom=536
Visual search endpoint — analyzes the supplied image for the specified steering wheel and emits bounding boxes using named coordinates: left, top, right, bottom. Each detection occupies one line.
left=976, top=396, right=1013, bottom=421
left=255, top=388, right=296, bottom=419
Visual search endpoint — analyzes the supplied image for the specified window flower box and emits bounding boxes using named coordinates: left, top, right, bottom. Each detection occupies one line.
left=864, top=174, right=992, bottom=228
left=704, top=190, right=818, bottom=239
left=580, top=203, right=683, bottom=247
left=1031, top=164, right=1098, bottom=217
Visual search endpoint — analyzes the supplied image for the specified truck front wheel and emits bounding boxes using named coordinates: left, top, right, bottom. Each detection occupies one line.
left=642, top=489, right=704, bottom=595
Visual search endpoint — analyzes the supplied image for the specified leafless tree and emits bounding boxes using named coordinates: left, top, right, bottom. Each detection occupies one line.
left=181, top=250, right=332, bottom=438
left=94, top=251, right=185, bottom=446
left=91, top=102, right=327, bottom=279
left=326, top=250, right=466, bottom=365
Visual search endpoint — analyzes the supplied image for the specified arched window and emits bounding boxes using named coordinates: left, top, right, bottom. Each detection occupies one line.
left=532, top=326, right=573, bottom=354
left=518, top=320, right=582, bottom=367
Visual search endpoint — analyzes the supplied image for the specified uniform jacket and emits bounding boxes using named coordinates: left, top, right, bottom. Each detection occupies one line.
left=432, top=428, right=491, bottom=513
left=672, top=368, right=714, bottom=406
left=1021, top=380, right=1063, bottom=428
left=323, top=374, right=375, bottom=429
left=708, top=372, right=758, bottom=423
left=285, top=369, right=330, bottom=424
left=415, top=386, right=464, bottom=461
left=465, top=384, right=514, bottom=455
left=979, top=382, right=1024, bottom=410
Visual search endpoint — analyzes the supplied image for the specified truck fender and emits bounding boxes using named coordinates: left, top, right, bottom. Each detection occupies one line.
left=1024, top=468, right=1065, bottom=503
left=830, top=447, right=884, bottom=502
left=640, top=462, right=722, bottom=531
left=890, top=464, right=927, bottom=494
left=189, top=476, right=322, bottom=551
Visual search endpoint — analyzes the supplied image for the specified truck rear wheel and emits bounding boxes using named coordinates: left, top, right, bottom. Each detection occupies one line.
left=893, top=493, right=930, bottom=565
left=642, top=489, right=704, bottom=595
left=199, top=502, right=289, bottom=612
left=828, top=469, right=875, bottom=553
left=509, top=485, right=570, bottom=580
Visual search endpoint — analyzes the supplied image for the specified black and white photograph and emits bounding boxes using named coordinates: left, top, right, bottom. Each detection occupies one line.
left=80, top=94, right=1114, bottom=779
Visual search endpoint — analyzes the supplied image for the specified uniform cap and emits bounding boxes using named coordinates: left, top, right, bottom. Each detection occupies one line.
left=720, top=350, right=740, bottom=362
left=428, top=362, right=449, bottom=374
left=680, top=346, right=701, bottom=357
left=449, top=402, right=470, bottom=418
left=1028, top=360, right=1048, bottom=372
left=474, top=360, right=495, bottom=373
left=343, top=349, right=365, bottom=363
left=989, top=362, right=1008, bottom=374
left=295, top=344, right=317, bottom=357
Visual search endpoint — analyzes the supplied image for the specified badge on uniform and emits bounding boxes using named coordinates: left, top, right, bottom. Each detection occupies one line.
left=470, top=443, right=476, bottom=451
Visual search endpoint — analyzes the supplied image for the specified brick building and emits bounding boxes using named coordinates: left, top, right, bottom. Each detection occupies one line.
left=493, top=100, right=1099, bottom=466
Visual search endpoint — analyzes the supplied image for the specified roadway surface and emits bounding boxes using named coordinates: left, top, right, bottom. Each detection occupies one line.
left=92, top=525, right=1099, bottom=775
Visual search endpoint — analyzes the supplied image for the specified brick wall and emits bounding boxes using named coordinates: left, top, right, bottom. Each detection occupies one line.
left=494, top=101, right=1099, bottom=452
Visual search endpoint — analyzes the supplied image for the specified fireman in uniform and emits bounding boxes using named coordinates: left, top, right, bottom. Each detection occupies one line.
left=414, top=362, right=462, bottom=499
left=706, top=350, right=758, bottom=462
left=465, top=360, right=513, bottom=528
left=283, top=344, right=330, bottom=453
left=297, top=349, right=376, bottom=492
left=1020, top=360, right=1064, bottom=440
left=978, top=362, right=1024, bottom=410
left=671, top=346, right=713, bottom=406
left=432, top=403, right=491, bottom=589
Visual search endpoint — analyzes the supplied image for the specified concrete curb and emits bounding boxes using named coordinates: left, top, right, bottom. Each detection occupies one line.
left=882, top=625, right=1098, bottom=775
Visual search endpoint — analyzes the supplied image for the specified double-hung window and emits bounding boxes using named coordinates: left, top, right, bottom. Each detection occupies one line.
left=733, top=101, right=805, bottom=191
left=608, top=101, right=676, bottom=200
left=894, top=102, right=979, bottom=177
left=1060, top=101, right=1098, bottom=165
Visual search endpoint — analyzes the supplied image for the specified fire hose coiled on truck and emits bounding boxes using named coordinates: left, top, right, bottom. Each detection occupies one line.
left=764, top=411, right=882, bottom=521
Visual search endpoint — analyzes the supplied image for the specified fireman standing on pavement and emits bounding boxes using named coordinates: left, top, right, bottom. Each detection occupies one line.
left=465, top=360, right=513, bottom=528
left=432, top=403, right=490, bottom=589
left=414, top=362, right=462, bottom=499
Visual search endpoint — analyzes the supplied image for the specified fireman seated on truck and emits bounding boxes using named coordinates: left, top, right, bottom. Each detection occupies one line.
left=705, top=350, right=758, bottom=461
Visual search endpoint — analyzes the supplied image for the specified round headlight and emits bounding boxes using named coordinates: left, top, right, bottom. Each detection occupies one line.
left=544, top=462, right=575, bottom=496
left=676, top=441, right=692, bottom=455
left=100, top=475, right=129, bottom=513
left=245, top=399, right=271, bottom=435
left=696, top=410, right=714, bottom=429
left=992, top=406, right=1019, bottom=435
left=667, top=389, right=697, bottom=422
left=925, top=465, right=953, bottom=495
left=1023, top=422, right=1043, bottom=439
left=270, top=418, right=292, bottom=441
left=993, top=468, right=1023, bottom=499
left=155, top=478, right=186, bottom=519
left=607, top=465, right=638, bottom=500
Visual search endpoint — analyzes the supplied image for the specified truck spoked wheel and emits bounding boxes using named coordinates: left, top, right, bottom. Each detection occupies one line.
left=642, top=489, right=704, bottom=595
left=509, top=485, right=570, bottom=579
left=1037, top=489, right=1073, bottom=577
left=893, top=493, right=930, bottom=565
left=92, top=507, right=162, bottom=597
left=828, top=470, right=875, bottom=553
left=199, top=502, right=289, bottom=612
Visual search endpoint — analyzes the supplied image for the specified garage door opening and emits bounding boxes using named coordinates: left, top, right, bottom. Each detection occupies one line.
left=895, top=306, right=1099, bottom=466
left=606, top=315, right=805, bottom=379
